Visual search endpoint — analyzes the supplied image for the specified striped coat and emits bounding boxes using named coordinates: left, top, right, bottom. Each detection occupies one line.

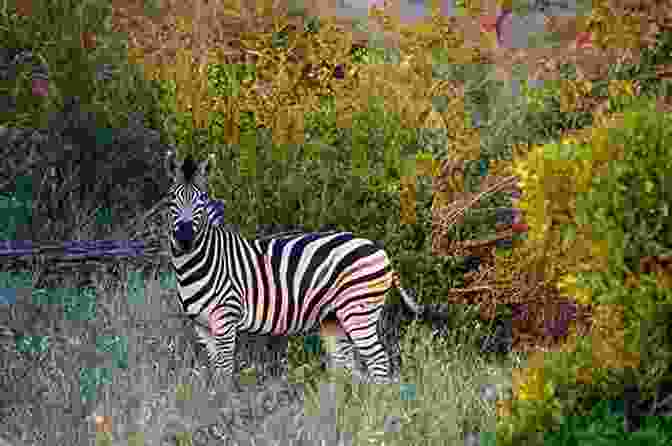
left=165, top=153, right=444, bottom=384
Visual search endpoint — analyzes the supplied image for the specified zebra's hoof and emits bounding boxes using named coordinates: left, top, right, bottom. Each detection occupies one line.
left=210, top=374, right=236, bottom=393
left=365, top=375, right=399, bottom=385
left=350, top=369, right=367, bottom=385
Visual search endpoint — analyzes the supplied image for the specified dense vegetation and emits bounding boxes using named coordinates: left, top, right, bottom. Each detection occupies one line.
left=0, top=0, right=671, bottom=445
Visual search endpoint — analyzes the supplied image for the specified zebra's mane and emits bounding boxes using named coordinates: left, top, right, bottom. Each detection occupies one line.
left=181, top=155, right=198, bottom=183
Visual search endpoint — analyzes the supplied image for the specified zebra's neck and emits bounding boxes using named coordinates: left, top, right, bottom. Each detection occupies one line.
left=171, top=225, right=254, bottom=319
left=170, top=222, right=241, bottom=265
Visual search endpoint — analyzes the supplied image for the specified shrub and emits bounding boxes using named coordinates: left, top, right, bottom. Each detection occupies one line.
left=496, top=93, right=672, bottom=446
left=544, top=398, right=672, bottom=445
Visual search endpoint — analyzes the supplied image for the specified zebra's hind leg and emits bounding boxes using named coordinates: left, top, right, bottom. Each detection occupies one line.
left=338, top=308, right=398, bottom=385
left=324, top=333, right=367, bottom=383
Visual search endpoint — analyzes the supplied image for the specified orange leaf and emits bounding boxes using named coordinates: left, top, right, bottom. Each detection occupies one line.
left=511, top=223, right=529, bottom=233
left=575, top=367, right=593, bottom=385
left=95, top=415, right=112, bottom=433
left=573, top=31, right=593, bottom=50
left=479, top=15, right=499, bottom=34
left=81, top=32, right=97, bottom=50
left=496, top=398, right=513, bottom=417
left=14, top=0, right=33, bottom=16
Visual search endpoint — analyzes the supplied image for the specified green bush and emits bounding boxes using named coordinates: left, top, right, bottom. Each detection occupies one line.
left=575, top=94, right=672, bottom=275
left=544, top=398, right=672, bottom=445
left=202, top=118, right=469, bottom=305
left=564, top=95, right=672, bottom=407
left=495, top=89, right=672, bottom=446
left=604, top=29, right=672, bottom=100
left=0, top=0, right=165, bottom=132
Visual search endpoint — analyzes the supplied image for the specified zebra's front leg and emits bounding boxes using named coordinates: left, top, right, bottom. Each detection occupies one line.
left=194, top=322, right=238, bottom=392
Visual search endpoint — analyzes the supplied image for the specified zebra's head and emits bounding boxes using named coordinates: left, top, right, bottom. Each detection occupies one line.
left=165, top=152, right=211, bottom=254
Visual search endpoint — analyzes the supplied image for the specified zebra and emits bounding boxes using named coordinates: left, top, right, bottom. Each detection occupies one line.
left=165, top=153, right=449, bottom=385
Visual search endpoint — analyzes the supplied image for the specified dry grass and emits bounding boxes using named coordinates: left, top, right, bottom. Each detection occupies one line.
left=1, top=145, right=515, bottom=446
left=1, top=244, right=517, bottom=445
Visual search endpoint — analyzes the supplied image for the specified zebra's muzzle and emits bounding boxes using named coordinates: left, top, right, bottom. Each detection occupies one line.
left=176, top=238, right=192, bottom=252
left=175, top=222, right=195, bottom=252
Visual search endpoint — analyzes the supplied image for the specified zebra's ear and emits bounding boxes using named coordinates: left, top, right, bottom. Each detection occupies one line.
left=193, top=158, right=210, bottom=191
left=165, top=151, right=180, bottom=182
left=198, top=158, right=209, bottom=177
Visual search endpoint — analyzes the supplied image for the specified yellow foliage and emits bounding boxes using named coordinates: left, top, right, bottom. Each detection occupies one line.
left=510, top=95, right=635, bottom=289
left=497, top=398, right=513, bottom=418
left=173, top=14, right=194, bottom=36
left=559, top=79, right=593, bottom=113
left=583, top=0, right=644, bottom=51
left=461, top=0, right=486, bottom=16
left=400, top=175, right=417, bottom=225
left=608, top=79, right=635, bottom=98
left=218, top=0, right=243, bottom=17
left=557, top=273, right=592, bottom=305
left=508, top=95, right=655, bottom=435
left=494, top=237, right=544, bottom=289
left=657, top=269, right=672, bottom=289
left=590, top=303, right=641, bottom=370
left=124, top=0, right=489, bottom=167
left=513, top=366, right=545, bottom=401
left=272, top=104, right=306, bottom=147
left=212, top=94, right=241, bottom=146
left=489, top=159, right=516, bottom=178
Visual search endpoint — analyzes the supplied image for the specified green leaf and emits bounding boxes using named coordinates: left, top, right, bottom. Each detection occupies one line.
left=96, top=335, right=128, bottom=369
left=15, top=335, right=49, bottom=353
left=559, top=223, right=577, bottom=242
left=63, top=287, right=97, bottom=321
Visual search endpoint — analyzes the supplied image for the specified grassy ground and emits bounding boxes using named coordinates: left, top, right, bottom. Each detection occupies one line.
left=1, top=228, right=523, bottom=445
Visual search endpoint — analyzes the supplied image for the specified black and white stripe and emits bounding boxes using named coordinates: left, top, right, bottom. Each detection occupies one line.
left=165, top=153, right=447, bottom=384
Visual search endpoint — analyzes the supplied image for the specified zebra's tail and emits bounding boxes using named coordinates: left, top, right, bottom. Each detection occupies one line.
left=392, top=272, right=451, bottom=321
